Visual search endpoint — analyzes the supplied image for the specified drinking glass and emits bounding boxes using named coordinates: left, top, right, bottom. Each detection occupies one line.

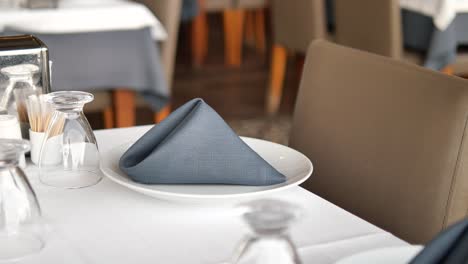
left=39, top=91, right=102, bottom=189
left=0, top=139, right=45, bottom=261
left=0, top=64, right=41, bottom=138
left=0, top=64, right=41, bottom=112
left=229, top=199, right=302, bottom=264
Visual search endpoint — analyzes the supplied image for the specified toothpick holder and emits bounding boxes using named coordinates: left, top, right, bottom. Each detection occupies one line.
left=29, top=129, right=62, bottom=165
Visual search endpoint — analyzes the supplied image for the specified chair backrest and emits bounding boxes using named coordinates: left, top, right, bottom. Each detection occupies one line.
left=237, top=0, right=267, bottom=9
left=271, top=0, right=326, bottom=53
left=290, top=40, right=468, bottom=243
left=204, top=0, right=233, bottom=11
left=134, top=0, right=182, bottom=89
left=204, top=0, right=266, bottom=11
left=334, top=0, right=402, bottom=58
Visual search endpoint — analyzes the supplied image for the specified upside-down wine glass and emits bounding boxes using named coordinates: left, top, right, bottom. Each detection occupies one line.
left=39, top=91, right=102, bottom=189
left=229, top=199, right=302, bottom=264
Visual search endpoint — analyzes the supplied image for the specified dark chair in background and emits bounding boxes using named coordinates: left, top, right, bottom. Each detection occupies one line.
left=266, top=0, right=327, bottom=115
left=333, top=0, right=440, bottom=68
left=191, top=0, right=267, bottom=67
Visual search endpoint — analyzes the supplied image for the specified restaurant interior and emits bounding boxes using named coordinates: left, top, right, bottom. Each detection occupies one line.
left=0, top=0, right=468, bottom=263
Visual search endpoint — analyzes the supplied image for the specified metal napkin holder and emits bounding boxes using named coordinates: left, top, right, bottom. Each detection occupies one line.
left=0, top=35, right=52, bottom=137
left=0, top=34, right=51, bottom=95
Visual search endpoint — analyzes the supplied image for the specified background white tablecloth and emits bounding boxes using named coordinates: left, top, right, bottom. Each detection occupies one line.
left=0, top=0, right=166, bottom=40
left=401, top=0, right=468, bottom=29
left=19, top=126, right=407, bottom=264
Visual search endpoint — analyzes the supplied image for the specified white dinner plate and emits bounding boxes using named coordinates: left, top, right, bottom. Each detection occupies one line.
left=100, top=137, right=313, bottom=202
left=336, top=246, right=424, bottom=264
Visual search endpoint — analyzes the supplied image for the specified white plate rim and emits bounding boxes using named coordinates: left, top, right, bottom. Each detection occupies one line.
left=100, top=137, right=313, bottom=200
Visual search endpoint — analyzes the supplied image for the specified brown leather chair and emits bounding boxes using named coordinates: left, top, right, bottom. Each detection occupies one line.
left=333, top=0, right=423, bottom=65
left=266, top=0, right=327, bottom=115
left=290, top=40, right=468, bottom=243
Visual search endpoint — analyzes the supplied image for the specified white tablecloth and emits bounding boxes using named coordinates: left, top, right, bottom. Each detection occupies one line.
left=19, top=126, right=407, bottom=264
left=0, top=0, right=167, bottom=40
left=400, top=0, right=468, bottom=30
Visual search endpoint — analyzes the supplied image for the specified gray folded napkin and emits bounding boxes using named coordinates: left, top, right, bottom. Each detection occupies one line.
left=410, top=218, right=468, bottom=264
left=119, top=98, right=286, bottom=186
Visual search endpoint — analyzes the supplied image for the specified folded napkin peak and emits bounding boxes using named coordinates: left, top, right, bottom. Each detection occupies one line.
left=119, top=98, right=287, bottom=186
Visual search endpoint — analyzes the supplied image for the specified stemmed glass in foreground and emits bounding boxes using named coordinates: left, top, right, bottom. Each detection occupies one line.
left=39, top=91, right=102, bottom=189
left=0, top=139, right=45, bottom=261
left=229, top=199, right=302, bottom=264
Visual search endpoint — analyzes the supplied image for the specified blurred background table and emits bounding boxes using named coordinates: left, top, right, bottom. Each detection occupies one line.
left=20, top=125, right=407, bottom=264
left=328, top=0, right=468, bottom=70
left=401, top=0, right=468, bottom=70
left=400, top=0, right=468, bottom=29
left=266, top=0, right=468, bottom=115
left=0, top=0, right=170, bottom=128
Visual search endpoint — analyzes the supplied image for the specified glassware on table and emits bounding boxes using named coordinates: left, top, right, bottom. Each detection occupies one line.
left=39, top=91, right=102, bottom=189
left=0, top=139, right=46, bottom=261
left=0, top=64, right=42, bottom=138
left=0, top=115, right=27, bottom=168
left=228, top=199, right=302, bottom=264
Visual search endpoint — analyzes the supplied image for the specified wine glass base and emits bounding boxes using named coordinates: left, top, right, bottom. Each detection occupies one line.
left=0, top=232, right=44, bottom=261
left=40, top=170, right=102, bottom=189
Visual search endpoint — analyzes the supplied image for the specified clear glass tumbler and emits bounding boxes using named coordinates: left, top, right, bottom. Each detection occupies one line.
left=0, top=64, right=42, bottom=137
left=0, top=139, right=45, bottom=261
left=39, top=91, right=102, bottom=189
left=230, top=199, right=302, bottom=264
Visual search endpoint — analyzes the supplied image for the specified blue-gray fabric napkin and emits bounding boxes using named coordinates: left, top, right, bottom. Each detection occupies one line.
left=410, top=218, right=468, bottom=264
left=119, top=98, right=286, bottom=185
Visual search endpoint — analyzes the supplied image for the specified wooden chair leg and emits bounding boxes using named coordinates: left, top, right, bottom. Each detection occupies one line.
left=153, top=104, right=171, bottom=124
left=103, top=106, right=114, bottom=129
left=253, top=8, right=266, bottom=54
left=441, top=65, right=454, bottom=75
left=244, top=10, right=255, bottom=46
left=192, top=0, right=208, bottom=67
left=223, top=9, right=245, bottom=67
left=113, top=90, right=135, bottom=128
left=266, top=45, right=288, bottom=115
